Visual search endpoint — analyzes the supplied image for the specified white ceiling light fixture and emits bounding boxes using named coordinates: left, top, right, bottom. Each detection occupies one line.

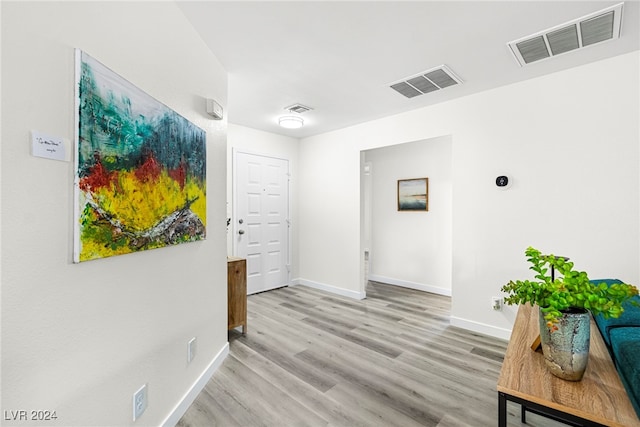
left=278, top=103, right=313, bottom=129
left=278, top=115, right=304, bottom=129
left=507, top=2, right=624, bottom=67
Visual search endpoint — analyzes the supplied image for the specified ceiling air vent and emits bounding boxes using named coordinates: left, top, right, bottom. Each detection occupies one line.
left=390, top=65, right=463, bottom=99
left=284, top=103, right=313, bottom=114
left=508, top=2, right=623, bottom=67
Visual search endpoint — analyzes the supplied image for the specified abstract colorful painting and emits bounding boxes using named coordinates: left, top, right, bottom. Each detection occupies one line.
left=398, top=178, right=428, bottom=211
left=74, top=50, right=206, bottom=262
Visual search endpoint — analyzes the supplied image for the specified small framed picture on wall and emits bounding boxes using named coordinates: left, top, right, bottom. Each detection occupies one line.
left=397, top=178, right=428, bottom=211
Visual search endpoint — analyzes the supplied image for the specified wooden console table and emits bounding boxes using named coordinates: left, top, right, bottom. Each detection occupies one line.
left=227, top=257, right=247, bottom=334
left=497, top=303, right=639, bottom=427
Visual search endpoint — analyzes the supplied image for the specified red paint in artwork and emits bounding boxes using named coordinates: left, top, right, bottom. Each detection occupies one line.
left=169, top=161, right=186, bottom=189
left=79, top=159, right=114, bottom=191
left=135, top=154, right=162, bottom=183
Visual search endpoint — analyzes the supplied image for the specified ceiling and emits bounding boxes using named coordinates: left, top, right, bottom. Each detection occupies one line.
left=178, top=1, right=640, bottom=139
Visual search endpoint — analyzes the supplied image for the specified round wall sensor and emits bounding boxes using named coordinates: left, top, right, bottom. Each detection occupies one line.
left=496, top=175, right=511, bottom=190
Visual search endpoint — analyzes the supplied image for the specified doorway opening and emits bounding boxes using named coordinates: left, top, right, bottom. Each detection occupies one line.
left=360, top=136, right=453, bottom=297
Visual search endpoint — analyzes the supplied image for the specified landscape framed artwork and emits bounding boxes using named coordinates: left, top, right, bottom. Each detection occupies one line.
left=397, top=178, right=428, bottom=211
left=74, top=49, right=206, bottom=263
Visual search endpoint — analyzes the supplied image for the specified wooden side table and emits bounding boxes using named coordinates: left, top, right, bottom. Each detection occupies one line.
left=497, top=303, right=639, bottom=427
left=227, top=257, right=247, bottom=334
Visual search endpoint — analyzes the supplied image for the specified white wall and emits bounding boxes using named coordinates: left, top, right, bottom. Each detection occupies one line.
left=364, top=136, right=453, bottom=295
left=226, top=123, right=299, bottom=279
left=1, top=3, right=228, bottom=426
left=299, top=51, right=639, bottom=339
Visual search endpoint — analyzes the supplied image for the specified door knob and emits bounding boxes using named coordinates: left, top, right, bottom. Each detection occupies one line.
left=238, top=229, right=245, bottom=235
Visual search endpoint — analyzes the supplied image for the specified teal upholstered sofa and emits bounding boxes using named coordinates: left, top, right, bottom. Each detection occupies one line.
left=592, top=279, right=640, bottom=420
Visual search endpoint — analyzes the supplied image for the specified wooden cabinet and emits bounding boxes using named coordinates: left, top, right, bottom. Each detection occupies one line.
left=227, top=257, right=247, bottom=334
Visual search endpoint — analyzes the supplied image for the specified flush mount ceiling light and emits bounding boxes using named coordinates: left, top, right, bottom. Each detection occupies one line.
left=507, top=2, right=624, bottom=67
left=278, top=115, right=304, bottom=129
left=278, top=103, right=312, bottom=129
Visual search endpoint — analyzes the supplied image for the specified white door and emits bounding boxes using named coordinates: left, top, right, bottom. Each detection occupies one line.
left=234, top=151, right=290, bottom=295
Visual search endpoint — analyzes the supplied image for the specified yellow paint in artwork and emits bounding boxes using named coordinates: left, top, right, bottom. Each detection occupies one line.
left=80, top=167, right=207, bottom=261
left=80, top=237, right=132, bottom=261
left=186, top=179, right=207, bottom=226
left=92, top=170, right=205, bottom=231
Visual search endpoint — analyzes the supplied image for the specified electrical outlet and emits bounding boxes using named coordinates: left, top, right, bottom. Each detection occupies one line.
left=188, top=337, right=197, bottom=363
left=133, top=384, right=148, bottom=421
left=492, top=297, right=502, bottom=311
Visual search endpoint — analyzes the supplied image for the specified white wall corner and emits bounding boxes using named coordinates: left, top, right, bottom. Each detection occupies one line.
left=161, top=342, right=230, bottom=427
left=292, top=278, right=366, bottom=300
left=368, top=274, right=452, bottom=297
left=450, top=316, right=512, bottom=341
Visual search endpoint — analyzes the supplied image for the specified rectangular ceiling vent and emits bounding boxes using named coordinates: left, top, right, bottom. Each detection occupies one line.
left=284, top=103, right=313, bottom=114
left=390, top=65, right=463, bottom=99
left=507, top=2, right=623, bottom=67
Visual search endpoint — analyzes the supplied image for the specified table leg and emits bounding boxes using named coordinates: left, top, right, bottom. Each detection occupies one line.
left=498, top=392, right=507, bottom=427
left=521, top=404, right=527, bottom=424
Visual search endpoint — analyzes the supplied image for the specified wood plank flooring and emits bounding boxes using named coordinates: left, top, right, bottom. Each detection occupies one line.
left=177, top=282, right=560, bottom=427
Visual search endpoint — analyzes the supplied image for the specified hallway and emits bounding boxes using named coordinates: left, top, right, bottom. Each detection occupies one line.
left=178, top=282, right=556, bottom=426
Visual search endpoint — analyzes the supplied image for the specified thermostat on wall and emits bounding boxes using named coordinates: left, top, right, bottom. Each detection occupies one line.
left=496, top=175, right=511, bottom=190
left=206, top=99, right=223, bottom=120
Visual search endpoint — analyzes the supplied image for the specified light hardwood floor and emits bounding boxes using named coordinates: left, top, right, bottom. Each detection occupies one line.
left=177, top=282, right=560, bottom=427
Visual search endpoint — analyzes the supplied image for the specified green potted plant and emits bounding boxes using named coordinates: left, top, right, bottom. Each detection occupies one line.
left=501, top=246, right=638, bottom=381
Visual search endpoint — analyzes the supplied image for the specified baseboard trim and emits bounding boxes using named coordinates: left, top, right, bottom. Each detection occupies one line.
left=161, top=342, right=230, bottom=427
left=450, top=316, right=512, bottom=341
left=292, top=278, right=366, bottom=300
left=368, top=274, right=452, bottom=297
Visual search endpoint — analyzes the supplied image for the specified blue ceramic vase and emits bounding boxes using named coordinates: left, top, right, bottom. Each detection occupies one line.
left=539, top=307, right=591, bottom=381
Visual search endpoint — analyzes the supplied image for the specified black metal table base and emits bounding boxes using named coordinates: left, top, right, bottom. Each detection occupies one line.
left=498, top=392, right=607, bottom=427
